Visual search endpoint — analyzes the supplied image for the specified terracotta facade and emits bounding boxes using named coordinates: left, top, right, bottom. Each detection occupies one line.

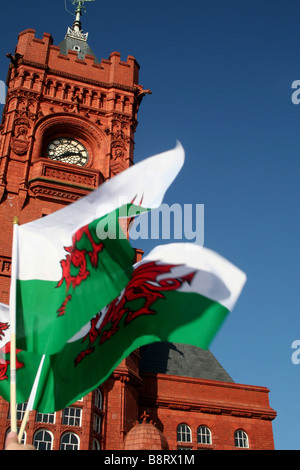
left=0, top=26, right=276, bottom=450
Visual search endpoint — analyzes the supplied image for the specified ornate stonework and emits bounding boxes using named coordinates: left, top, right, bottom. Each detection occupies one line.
left=10, top=118, right=31, bottom=155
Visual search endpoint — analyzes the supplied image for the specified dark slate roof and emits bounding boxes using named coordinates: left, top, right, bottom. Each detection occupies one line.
left=58, top=36, right=100, bottom=64
left=139, top=342, right=234, bottom=383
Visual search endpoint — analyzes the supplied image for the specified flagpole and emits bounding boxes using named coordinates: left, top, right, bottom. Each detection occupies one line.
left=9, top=216, right=19, bottom=434
left=18, top=354, right=46, bottom=443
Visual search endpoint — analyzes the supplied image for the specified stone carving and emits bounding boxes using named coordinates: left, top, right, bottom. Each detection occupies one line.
left=6, top=52, right=23, bottom=67
left=10, top=118, right=31, bottom=155
left=43, top=166, right=97, bottom=187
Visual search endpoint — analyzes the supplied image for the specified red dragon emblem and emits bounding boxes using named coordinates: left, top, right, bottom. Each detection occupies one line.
left=56, top=223, right=104, bottom=317
left=74, top=261, right=196, bottom=366
left=0, top=322, right=9, bottom=340
left=0, top=323, right=24, bottom=381
left=56, top=195, right=143, bottom=318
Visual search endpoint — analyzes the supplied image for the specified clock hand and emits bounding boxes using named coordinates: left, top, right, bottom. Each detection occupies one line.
left=57, top=150, right=80, bottom=158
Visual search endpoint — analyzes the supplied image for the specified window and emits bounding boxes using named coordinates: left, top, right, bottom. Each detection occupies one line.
left=33, top=430, right=53, bottom=450
left=197, top=426, right=212, bottom=445
left=93, top=414, right=102, bottom=434
left=94, top=388, right=103, bottom=409
left=15, top=402, right=27, bottom=422
left=45, top=80, right=53, bottom=95
left=92, top=439, right=101, bottom=450
left=62, top=407, right=82, bottom=427
left=36, top=412, right=55, bottom=424
left=177, top=424, right=192, bottom=443
left=234, top=430, right=249, bottom=448
left=63, top=85, right=71, bottom=100
left=60, top=432, right=80, bottom=451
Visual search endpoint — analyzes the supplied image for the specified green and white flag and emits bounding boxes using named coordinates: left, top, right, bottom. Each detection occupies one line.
left=0, top=243, right=246, bottom=413
left=0, top=302, right=42, bottom=405
left=15, top=144, right=184, bottom=355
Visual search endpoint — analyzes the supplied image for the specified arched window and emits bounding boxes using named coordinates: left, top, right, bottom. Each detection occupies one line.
left=91, top=91, right=98, bottom=107
left=54, top=82, right=63, bottom=99
left=82, top=89, right=89, bottom=104
left=60, top=432, right=80, bottom=450
left=197, top=426, right=212, bottom=445
left=115, top=94, right=122, bottom=111
left=22, top=72, right=31, bottom=89
left=93, top=414, right=102, bottom=434
left=123, top=97, right=130, bottom=113
left=234, top=430, right=249, bottom=448
left=63, top=85, right=71, bottom=100
left=99, top=93, right=106, bottom=109
left=92, top=439, right=101, bottom=450
left=45, top=80, right=53, bottom=96
left=33, top=429, right=53, bottom=450
left=32, top=74, right=40, bottom=91
left=94, top=388, right=103, bottom=410
left=73, top=87, right=80, bottom=98
left=177, top=424, right=192, bottom=443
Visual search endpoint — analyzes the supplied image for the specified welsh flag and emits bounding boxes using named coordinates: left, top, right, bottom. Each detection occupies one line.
left=15, top=144, right=184, bottom=355
left=0, top=302, right=42, bottom=405
left=1, top=243, right=246, bottom=413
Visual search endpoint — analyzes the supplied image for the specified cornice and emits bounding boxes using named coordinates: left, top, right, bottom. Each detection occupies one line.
left=139, top=395, right=277, bottom=421
left=112, top=367, right=143, bottom=389
left=28, top=177, right=93, bottom=203
left=140, top=371, right=271, bottom=393
left=18, top=59, right=137, bottom=93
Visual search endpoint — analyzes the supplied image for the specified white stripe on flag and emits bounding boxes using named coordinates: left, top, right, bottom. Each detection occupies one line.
left=18, top=143, right=184, bottom=282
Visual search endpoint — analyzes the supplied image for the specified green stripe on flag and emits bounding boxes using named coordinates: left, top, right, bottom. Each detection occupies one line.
left=2, top=242, right=245, bottom=414
left=16, top=213, right=135, bottom=354
left=32, top=291, right=228, bottom=413
left=0, top=349, right=42, bottom=406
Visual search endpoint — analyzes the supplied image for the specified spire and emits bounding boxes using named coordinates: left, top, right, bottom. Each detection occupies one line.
left=65, top=0, right=95, bottom=42
left=60, top=0, right=100, bottom=63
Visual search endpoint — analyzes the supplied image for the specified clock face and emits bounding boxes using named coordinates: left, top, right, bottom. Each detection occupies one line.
left=47, top=138, right=89, bottom=166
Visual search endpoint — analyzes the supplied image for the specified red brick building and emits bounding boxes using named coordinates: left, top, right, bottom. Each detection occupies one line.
left=0, top=11, right=276, bottom=450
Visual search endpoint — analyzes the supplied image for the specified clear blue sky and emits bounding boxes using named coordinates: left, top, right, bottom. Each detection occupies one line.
left=0, top=0, right=299, bottom=450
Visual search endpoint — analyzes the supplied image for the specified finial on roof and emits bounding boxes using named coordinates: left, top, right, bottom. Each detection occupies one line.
left=65, top=0, right=95, bottom=42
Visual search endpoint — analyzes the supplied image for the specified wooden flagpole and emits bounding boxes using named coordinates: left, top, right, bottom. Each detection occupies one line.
left=18, top=355, right=46, bottom=443
left=9, top=216, right=19, bottom=434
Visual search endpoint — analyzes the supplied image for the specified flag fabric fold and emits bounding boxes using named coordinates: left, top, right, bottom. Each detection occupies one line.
left=1, top=243, right=246, bottom=413
left=15, top=143, right=185, bottom=355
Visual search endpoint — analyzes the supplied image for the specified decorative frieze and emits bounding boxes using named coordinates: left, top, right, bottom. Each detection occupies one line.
left=29, top=160, right=103, bottom=203
left=43, top=165, right=98, bottom=187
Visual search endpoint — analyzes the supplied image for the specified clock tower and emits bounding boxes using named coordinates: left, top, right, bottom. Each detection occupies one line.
left=0, top=3, right=150, bottom=449
left=0, top=2, right=277, bottom=452
left=0, top=1, right=150, bottom=304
